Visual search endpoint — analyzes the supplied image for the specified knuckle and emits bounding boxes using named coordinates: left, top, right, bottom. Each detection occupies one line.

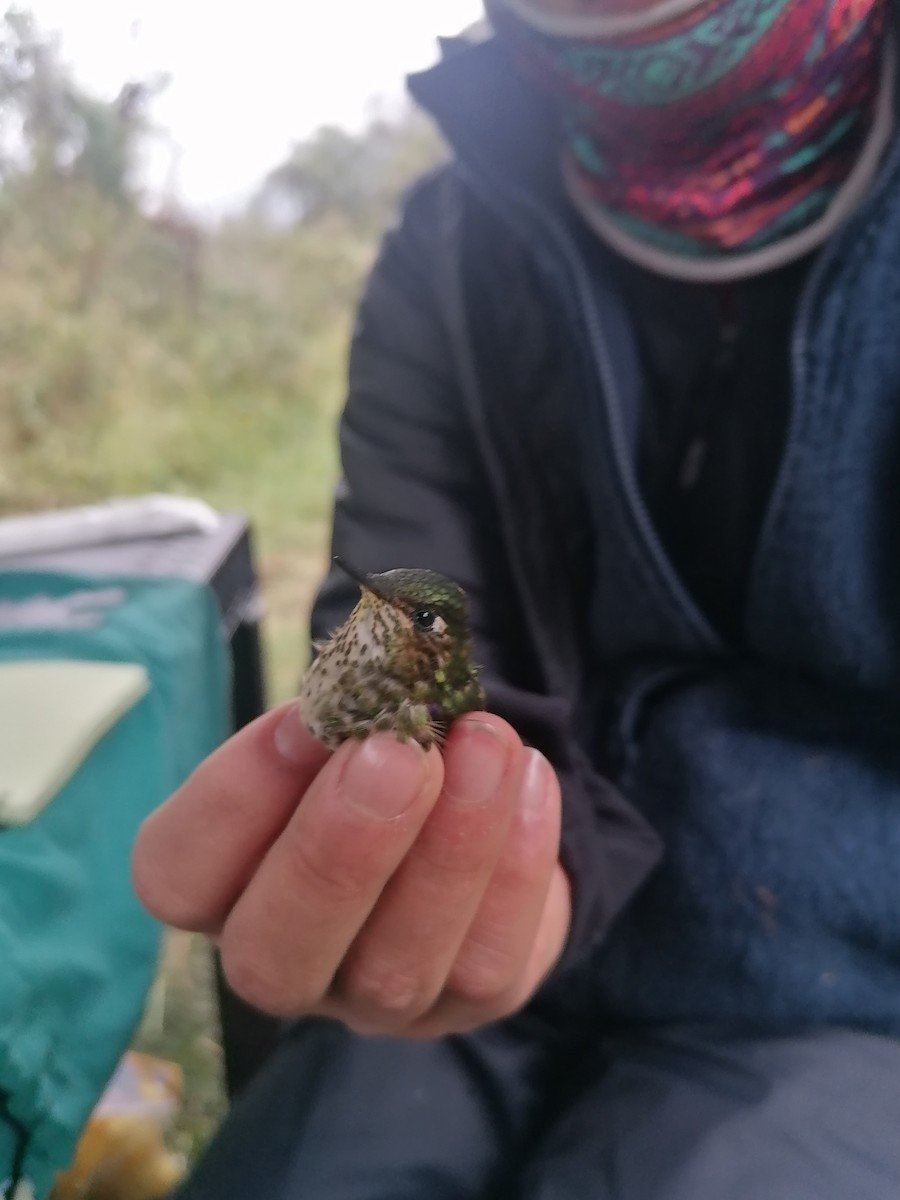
left=446, top=942, right=518, bottom=1011
left=219, top=939, right=315, bottom=1017
left=282, top=830, right=366, bottom=905
left=416, top=835, right=494, bottom=883
left=340, top=957, right=435, bottom=1023
left=130, top=846, right=166, bottom=916
left=492, top=859, right=542, bottom=903
left=131, top=849, right=204, bottom=931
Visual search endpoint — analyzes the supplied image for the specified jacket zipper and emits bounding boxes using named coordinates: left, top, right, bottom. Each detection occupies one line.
left=677, top=288, right=739, bottom=494
left=457, top=161, right=723, bottom=650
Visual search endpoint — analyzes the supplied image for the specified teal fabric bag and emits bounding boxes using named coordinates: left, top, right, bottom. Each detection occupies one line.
left=0, top=571, right=231, bottom=1198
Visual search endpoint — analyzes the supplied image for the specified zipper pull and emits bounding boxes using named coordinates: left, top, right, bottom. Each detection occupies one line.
left=678, top=292, right=741, bottom=492
left=678, top=437, right=708, bottom=490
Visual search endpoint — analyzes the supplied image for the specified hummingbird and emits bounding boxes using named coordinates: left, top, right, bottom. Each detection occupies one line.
left=298, top=558, right=486, bottom=750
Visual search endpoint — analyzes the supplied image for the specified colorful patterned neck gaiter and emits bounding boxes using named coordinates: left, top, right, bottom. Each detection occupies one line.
left=486, top=0, right=889, bottom=267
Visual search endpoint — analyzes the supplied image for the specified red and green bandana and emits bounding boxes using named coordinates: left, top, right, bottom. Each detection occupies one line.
left=487, top=0, right=892, bottom=277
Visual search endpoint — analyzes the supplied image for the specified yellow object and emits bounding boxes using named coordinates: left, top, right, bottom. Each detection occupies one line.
left=0, top=659, right=149, bottom=826
left=50, top=1114, right=184, bottom=1200
left=50, top=1052, right=185, bottom=1200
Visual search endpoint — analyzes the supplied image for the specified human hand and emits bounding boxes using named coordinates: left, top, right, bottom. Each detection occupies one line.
left=131, top=704, right=570, bottom=1038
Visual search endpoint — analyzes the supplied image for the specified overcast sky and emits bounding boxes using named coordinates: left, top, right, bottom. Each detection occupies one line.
left=26, top=0, right=484, bottom=216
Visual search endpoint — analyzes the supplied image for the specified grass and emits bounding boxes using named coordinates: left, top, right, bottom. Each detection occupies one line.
left=1, top=191, right=368, bottom=703
left=132, top=933, right=229, bottom=1168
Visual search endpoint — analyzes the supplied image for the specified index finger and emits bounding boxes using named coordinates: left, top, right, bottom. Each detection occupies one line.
left=219, top=733, right=444, bottom=1016
left=131, top=703, right=331, bottom=932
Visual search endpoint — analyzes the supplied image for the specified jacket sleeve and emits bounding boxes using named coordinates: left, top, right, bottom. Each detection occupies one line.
left=307, top=175, right=662, bottom=980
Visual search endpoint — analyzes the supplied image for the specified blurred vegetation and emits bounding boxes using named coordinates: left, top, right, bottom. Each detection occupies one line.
left=0, top=4, right=448, bottom=1171
left=0, top=6, right=447, bottom=698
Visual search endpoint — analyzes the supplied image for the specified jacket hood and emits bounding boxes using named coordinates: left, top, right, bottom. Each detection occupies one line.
left=406, top=29, right=565, bottom=209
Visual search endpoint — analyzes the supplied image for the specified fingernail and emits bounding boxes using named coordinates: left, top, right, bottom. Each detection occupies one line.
left=274, top=704, right=313, bottom=764
left=340, top=735, right=427, bottom=820
left=447, top=718, right=509, bottom=806
left=520, top=748, right=552, bottom=820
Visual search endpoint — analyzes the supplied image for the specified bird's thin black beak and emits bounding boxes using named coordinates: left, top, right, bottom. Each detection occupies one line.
left=333, top=555, right=388, bottom=601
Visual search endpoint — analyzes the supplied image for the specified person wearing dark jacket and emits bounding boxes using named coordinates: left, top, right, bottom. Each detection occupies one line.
left=133, top=0, right=900, bottom=1195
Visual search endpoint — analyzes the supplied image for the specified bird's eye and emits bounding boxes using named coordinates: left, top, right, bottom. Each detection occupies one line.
left=412, top=608, right=447, bottom=635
